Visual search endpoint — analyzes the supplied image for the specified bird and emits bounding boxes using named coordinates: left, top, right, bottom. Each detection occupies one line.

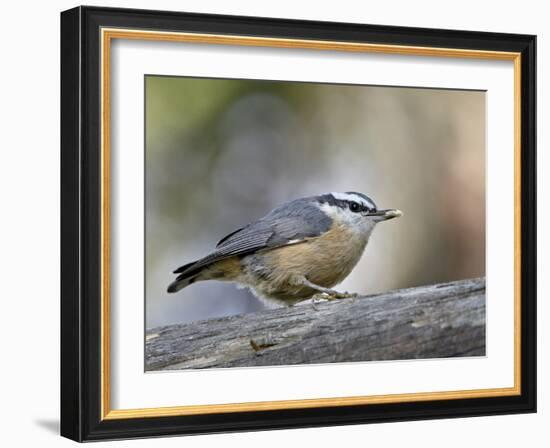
left=167, top=192, right=402, bottom=307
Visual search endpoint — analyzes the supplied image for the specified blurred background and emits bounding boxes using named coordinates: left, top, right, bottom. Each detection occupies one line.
left=145, top=76, right=485, bottom=329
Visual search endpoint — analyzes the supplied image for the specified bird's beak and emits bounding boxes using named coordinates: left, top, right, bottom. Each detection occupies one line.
left=366, top=208, right=403, bottom=222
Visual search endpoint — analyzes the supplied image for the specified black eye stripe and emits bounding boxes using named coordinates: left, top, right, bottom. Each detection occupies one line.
left=348, top=201, right=370, bottom=213
left=316, top=193, right=377, bottom=213
left=348, top=200, right=376, bottom=213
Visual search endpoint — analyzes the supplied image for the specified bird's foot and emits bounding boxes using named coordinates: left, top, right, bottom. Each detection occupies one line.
left=311, top=293, right=328, bottom=307
left=329, top=291, right=359, bottom=300
left=311, top=291, right=358, bottom=308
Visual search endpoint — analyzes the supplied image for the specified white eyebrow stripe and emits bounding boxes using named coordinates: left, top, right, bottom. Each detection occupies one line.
left=330, top=192, right=375, bottom=209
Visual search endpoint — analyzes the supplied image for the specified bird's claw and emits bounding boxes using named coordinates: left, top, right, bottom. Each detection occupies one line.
left=331, top=291, right=358, bottom=299
left=311, top=294, right=328, bottom=310
left=311, top=291, right=358, bottom=308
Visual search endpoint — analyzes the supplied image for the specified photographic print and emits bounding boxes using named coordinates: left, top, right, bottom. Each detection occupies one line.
left=145, top=76, right=486, bottom=371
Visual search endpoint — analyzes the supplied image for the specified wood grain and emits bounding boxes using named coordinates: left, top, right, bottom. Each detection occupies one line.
left=146, top=277, right=485, bottom=370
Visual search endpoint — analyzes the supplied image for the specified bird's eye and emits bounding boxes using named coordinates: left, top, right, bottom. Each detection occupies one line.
left=349, top=202, right=360, bottom=212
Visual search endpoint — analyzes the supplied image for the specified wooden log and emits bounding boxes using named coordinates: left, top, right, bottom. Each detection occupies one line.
left=146, top=277, right=485, bottom=370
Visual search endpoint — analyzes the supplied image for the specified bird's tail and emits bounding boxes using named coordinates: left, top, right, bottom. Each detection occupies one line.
left=167, top=256, right=240, bottom=293
left=167, top=260, right=202, bottom=293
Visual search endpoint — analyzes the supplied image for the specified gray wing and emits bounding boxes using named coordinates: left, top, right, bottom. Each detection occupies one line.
left=215, top=198, right=333, bottom=251
left=173, top=199, right=332, bottom=276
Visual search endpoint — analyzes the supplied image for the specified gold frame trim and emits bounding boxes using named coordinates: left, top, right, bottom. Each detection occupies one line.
left=100, top=28, right=522, bottom=420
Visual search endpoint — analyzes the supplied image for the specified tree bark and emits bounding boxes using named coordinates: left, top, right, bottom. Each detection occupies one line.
left=146, top=277, right=485, bottom=370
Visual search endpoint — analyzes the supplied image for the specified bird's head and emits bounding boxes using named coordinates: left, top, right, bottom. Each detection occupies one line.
left=316, top=191, right=402, bottom=236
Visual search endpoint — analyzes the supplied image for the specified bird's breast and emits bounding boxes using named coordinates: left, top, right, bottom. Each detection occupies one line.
left=259, top=223, right=369, bottom=288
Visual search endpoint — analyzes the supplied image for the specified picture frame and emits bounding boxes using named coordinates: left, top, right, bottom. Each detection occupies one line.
left=60, top=5, right=536, bottom=442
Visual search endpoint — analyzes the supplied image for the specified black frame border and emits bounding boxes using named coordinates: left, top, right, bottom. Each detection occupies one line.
left=61, top=5, right=536, bottom=442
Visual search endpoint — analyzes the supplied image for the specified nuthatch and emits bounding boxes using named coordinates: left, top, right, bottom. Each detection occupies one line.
left=167, top=192, right=402, bottom=306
